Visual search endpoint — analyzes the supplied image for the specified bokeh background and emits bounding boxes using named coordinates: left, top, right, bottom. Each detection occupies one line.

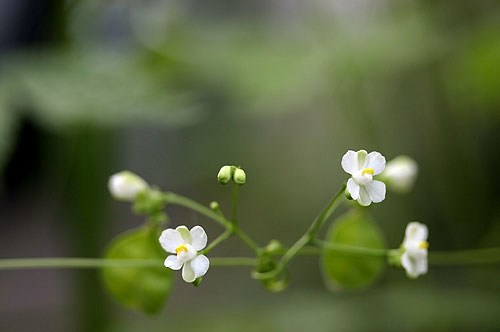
left=1, top=0, right=500, bottom=331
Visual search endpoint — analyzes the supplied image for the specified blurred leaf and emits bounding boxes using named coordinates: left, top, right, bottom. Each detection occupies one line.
left=101, top=225, right=173, bottom=314
left=0, top=50, right=202, bottom=129
left=321, top=211, right=386, bottom=290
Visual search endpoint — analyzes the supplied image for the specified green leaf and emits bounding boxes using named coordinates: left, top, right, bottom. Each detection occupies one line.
left=321, top=211, right=386, bottom=290
left=101, top=226, right=173, bottom=314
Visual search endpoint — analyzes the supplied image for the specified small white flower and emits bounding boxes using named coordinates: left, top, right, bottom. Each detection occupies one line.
left=108, top=171, right=148, bottom=201
left=159, top=225, right=210, bottom=283
left=381, top=156, right=418, bottom=193
left=341, top=150, right=386, bottom=206
left=401, top=222, right=428, bottom=278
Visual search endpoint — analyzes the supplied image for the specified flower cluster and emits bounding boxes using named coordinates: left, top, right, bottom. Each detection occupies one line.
left=217, top=165, right=246, bottom=185
left=108, top=148, right=427, bottom=287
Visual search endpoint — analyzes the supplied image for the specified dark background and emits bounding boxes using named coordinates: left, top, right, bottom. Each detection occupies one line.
left=0, top=0, right=499, bottom=331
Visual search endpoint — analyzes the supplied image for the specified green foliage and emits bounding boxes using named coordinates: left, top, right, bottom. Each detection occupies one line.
left=101, top=226, right=173, bottom=314
left=321, top=211, right=386, bottom=290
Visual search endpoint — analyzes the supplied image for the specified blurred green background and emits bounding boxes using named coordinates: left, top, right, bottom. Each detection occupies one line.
left=1, top=0, right=499, bottom=331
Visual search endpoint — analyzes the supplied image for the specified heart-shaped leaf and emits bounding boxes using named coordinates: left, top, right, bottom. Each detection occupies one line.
left=101, top=226, right=173, bottom=314
left=321, top=211, right=386, bottom=290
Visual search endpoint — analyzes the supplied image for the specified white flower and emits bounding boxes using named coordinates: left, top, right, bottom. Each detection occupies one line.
left=108, top=171, right=148, bottom=201
left=381, top=156, right=418, bottom=193
left=401, top=222, right=428, bottom=278
left=159, top=225, right=210, bottom=283
left=341, top=150, right=386, bottom=206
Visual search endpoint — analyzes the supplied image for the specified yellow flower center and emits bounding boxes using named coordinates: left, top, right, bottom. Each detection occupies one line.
left=361, top=168, right=374, bottom=176
left=175, top=244, right=188, bottom=254
left=418, top=241, right=429, bottom=249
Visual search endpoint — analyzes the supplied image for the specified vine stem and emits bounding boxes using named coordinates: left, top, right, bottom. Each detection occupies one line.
left=162, top=192, right=232, bottom=229
left=313, top=239, right=388, bottom=257
left=429, top=247, right=500, bottom=265
left=163, top=191, right=261, bottom=254
left=0, top=257, right=258, bottom=270
left=232, top=183, right=239, bottom=226
left=201, top=229, right=233, bottom=254
left=1, top=246, right=500, bottom=271
left=253, top=182, right=347, bottom=280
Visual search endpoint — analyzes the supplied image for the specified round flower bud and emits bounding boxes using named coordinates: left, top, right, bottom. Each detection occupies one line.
left=381, top=156, right=418, bottom=193
left=233, top=168, right=246, bottom=185
left=217, top=165, right=233, bottom=185
left=209, top=201, right=220, bottom=211
left=108, top=171, right=148, bottom=201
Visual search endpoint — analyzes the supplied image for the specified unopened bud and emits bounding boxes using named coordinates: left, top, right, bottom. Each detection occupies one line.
left=210, top=201, right=220, bottom=211
left=233, top=168, right=246, bottom=185
left=108, top=171, right=148, bottom=202
left=380, top=156, right=418, bottom=193
left=217, top=165, right=233, bottom=185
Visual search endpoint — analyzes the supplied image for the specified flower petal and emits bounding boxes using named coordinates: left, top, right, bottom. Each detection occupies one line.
left=176, top=226, right=192, bottom=244
left=164, top=255, right=183, bottom=270
left=401, top=250, right=427, bottom=278
left=366, top=180, right=386, bottom=203
left=405, top=222, right=428, bottom=243
left=182, top=261, right=196, bottom=283
left=190, top=226, right=208, bottom=251
left=364, top=152, right=386, bottom=175
left=159, top=229, right=184, bottom=253
left=401, top=252, right=418, bottom=278
left=347, top=178, right=360, bottom=200
left=191, top=254, right=210, bottom=279
left=357, top=186, right=372, bottom=206
left=341, top=150, right=359, bottom=174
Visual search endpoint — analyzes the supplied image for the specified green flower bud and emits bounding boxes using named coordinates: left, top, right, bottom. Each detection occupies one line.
left=209, top=201, right=220, bottom=211
left=233, top=168, right=246, bottom=185
left=217, top=165, right=233, bottom=185
left=265, top=240, right=283, bottom=254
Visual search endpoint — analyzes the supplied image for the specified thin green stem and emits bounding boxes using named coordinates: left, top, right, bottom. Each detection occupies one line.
left=2, top=246, right=500, bottom=271
left=233, top=228, right=262, bottom=254
left=163, top=192, right=260, bottom=254
left=0, top=257, right=258, bottom=270
left=313, top=239, right=388, bottom=257
left=253, top=182, right=346, bottom=280
left=202, top=229, right=233, bottom=254
left=210, top=257, right=258, bottom=266
left=429, top=247, right=500, bottom=266
left=163, top=192, right=232, bottom=229
left=232, top=183, right=239, bottom=226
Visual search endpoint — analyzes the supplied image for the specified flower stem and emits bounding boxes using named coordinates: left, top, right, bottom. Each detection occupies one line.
left=163, top=192, right=232, bottom=229
left=253, top=182, right=347, bottom=280
left=429, top=247, right=500, bottom=266
left=232, top=183, right=239, bottom=226
left=233, top=227, right=262, bottom=254
left=313, top=239, right=388, bottom=257
left=163, top=191, right=261, bottom=254
left=0, top=257, right=259, bottom=270
left=202, top=229, right=233, bottom=254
